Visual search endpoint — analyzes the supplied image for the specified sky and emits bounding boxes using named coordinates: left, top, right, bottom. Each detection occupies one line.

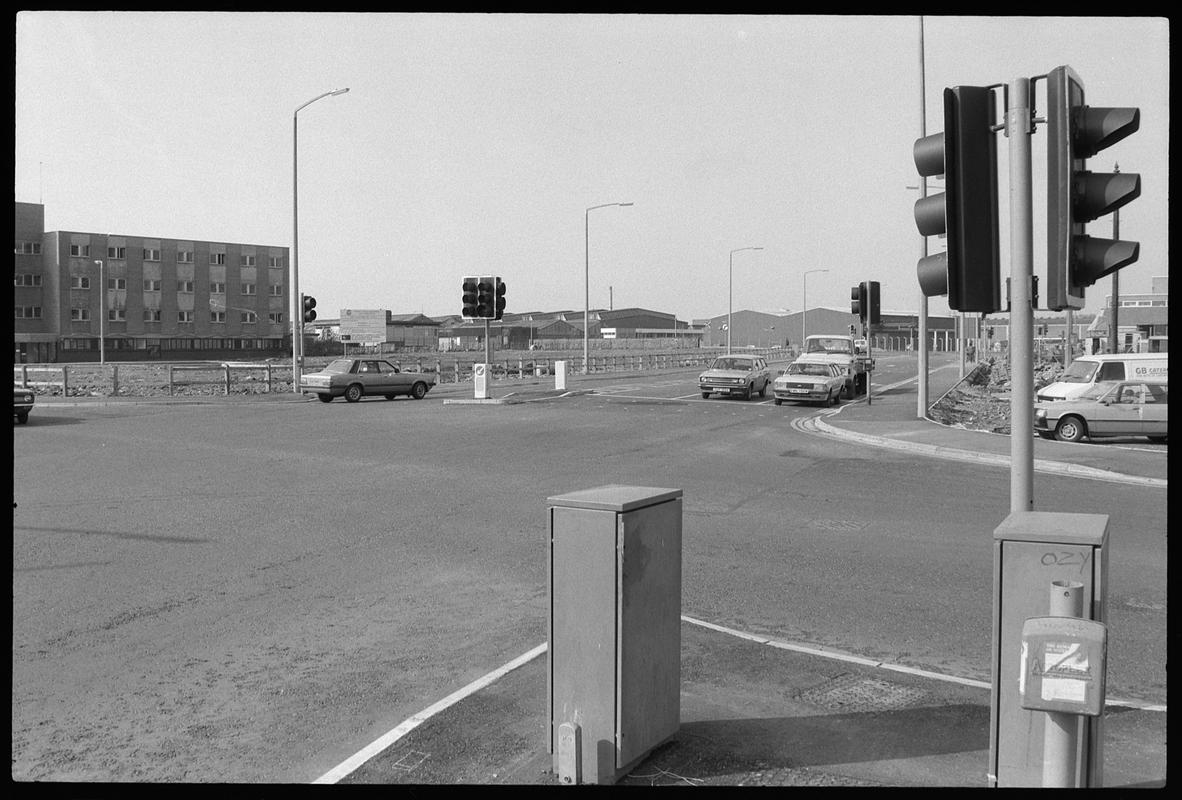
left=14, top=13, right=1169, bottom=323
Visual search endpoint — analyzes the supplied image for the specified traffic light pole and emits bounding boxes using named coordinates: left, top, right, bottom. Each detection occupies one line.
left=915, top=17, right=929, bottom=420
left=1006, top=77, right=1034, bottom=513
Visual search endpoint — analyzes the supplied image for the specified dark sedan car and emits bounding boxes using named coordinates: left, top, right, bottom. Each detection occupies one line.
left=14, top=385, right=35, bottom=424
left=299, top=358, right=435, bottom=403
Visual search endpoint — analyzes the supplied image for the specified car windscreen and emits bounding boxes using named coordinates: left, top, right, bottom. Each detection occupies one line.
left=711, top=358, right=752, bottom=371
left=324, top=359, right=354, bottom=373
left=1058, top=360, right=1099, bottom=383
left=787, top=364, right=829, bottom=376
left=806, top=338, right=851, bottom=354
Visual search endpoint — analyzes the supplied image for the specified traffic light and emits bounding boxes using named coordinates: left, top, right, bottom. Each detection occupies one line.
left=475, top=276, right=496, bottom=319
left=1045, top=65, right=1141, bottom=311
left=865, top=280, right=881, bottom=325
left=850, top=284, right=865, bottom=320
left=913, top=85, right=1001, bottom=313
left=461, top=276, right=479, bottom=318
left=302, top=294, right=317, bottom=323
left=494, top=277, right=507, bottom=320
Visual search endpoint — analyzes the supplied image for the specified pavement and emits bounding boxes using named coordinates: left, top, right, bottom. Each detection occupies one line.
left=25, top=368, right=1168, bottom=787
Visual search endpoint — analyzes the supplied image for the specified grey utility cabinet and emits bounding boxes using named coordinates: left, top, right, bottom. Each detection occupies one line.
left=547, top=485, right=682, bottom=784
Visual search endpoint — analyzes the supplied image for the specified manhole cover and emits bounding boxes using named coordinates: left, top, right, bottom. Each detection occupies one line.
left=798, top=673, right=929, bottom=712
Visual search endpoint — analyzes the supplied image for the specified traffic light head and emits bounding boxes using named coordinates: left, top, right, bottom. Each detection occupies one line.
left=476, top=276, right=496, bottom=319
left=865, top=280, right=881, bottom=326
left=1046, top=65, right=1141, bottom=311
left=850, top=284, right=865, bottom=319
left=913, top=85, right=1001, bottom=313
left=461, top=276, right=479, bottom=318
left=494, top=277, right=507, bottom=320
left=302, top=294, right=317, bottom=323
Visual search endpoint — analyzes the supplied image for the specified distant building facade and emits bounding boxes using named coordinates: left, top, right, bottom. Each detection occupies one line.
left=14, top=202, right=291, bottom=363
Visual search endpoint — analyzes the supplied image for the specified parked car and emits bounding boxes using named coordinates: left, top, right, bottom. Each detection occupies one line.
left=14, top=385, right=35, bottom=424
left=299, top=358, right=435, bottom=403
left=772, top=362, right=846, bottom=406
left=698, top=355, right=771, bottom=400
left=1033, top=380, right=1167, bottom=443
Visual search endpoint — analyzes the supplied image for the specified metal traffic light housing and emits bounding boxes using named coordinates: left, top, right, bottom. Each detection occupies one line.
left=494, top=277, right=507, bottom=320
left=302, top=294, right=317, bottom=323
left=913, top=85, right=1001, bottom=313
left=461, top=276, right=480, bottom=318
left=850, top=284, right=864, bottom=320
left=865, top=280, right=881, bottom=326
left=476, top=276, right=496, bottom=319
left=1045, top=65, right=1141, bottom=311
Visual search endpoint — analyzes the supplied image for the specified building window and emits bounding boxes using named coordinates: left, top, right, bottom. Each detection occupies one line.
left=143, top=248, right=161, bottom=261
left=16, top=241, right=43, bottom=255
left=107, top=246, right=127, bottom=259
left=269, top=312, right=284, bottom=324
left=14, top=274, right=43, bottom=287
left=178, top=250, right=194, bottom=263
left=108, top=308, right=127, bottom=322
left=144, top=279, right=162, bottom=291
left=15, top=306, right=43, bottom=319
left=241, top=255, right=256, bottom=267
left=210, top=253, right=226, bottom=265
left=69, top=244, right=89, bottom=257
left=70, top=308, right=91, bottom=321
left=143, top=308, right=162, bottom=322
left=211, top=311, right=226, bottom=324
left=269, top=284, right=284, bottom=297
left=178, top=280, right=194, bottom=293
left=108, top=278, right=127, bottom=290
left=240, top=311, right=257, bottom=324
left=268, top=256, right=283, bottom=268
left=71, top=275, right=91, bottom=289
left=210, top=282, right=226, bottom=294
left=241, top=282, right=256, bottom=295
left=178, top=311, right=194, bottom=324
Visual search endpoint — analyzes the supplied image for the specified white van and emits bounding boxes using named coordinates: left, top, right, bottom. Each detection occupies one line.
left=1037, top=353, right=1168, bottom=402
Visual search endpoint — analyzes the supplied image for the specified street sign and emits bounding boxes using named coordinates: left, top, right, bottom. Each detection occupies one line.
left=340, top=309, right=387, bottom=344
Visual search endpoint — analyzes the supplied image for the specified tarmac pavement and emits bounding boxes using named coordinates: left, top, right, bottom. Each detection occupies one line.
left=26, top=367, right=1168, bottom=786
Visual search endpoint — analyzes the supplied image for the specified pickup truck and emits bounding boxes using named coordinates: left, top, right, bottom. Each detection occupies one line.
left=794, top=334, right=869, bottom=399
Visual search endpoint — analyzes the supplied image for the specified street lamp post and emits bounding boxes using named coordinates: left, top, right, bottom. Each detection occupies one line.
left=584, top=201, right=633, bottom=374
left=802, top=268, right=829, bottom=346
left=292, top=87, right=349, bottom=392
left=94, top=259, right=105, bottom=364
left=728, top=247, right=763, bottom=354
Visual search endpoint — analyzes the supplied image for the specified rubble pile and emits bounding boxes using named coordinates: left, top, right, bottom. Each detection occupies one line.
left=928, top=357, right=1065, bottom=436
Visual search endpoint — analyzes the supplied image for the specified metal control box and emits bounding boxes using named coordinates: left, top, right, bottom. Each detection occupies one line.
left=547, top=485, right=682, bottom=784
left=989, top=511, right=1109, bottom=788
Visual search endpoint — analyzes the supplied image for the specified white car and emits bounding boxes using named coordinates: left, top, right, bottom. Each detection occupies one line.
left=772, top=362, right=845, bottom=406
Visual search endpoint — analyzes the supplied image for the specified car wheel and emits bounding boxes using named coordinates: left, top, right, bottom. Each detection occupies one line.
left=317, top=394, right=335, bottom=403
left=411, top=382, right=428, bottom=400
left=774, top=398, right=782, bottom=406
left=826, top=389, right=836, bottom=407
left=16, top=412, right=29, bottom=424
left=344, top=384, right=364, bottom=403
left=758, top=381, right=767, bottom=398
left=385, top=394, right=397, bottom=401
left=1054, top=416, right=1087, bottom=443
left=1147, top=435, right=1167, bottom=444
left=702, top=392, right=710, bottom=399
left=744, top=384, right=753, bottom=401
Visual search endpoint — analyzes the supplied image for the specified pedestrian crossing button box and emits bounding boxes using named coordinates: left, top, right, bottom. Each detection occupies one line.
left=1020, top=616, right=1107, bottom=717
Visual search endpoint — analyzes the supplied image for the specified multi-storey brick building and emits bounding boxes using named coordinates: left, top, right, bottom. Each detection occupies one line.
left=14, top=202, right=290, bottom=363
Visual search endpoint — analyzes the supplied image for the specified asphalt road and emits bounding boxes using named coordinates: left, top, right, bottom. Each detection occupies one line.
left=11, top=352, right=1167, bottom=782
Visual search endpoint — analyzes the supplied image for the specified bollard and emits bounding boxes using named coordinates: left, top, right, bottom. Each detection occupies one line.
left=111, top=364, right=119, bottom=396
left=555, top=360, right=567, bottom=392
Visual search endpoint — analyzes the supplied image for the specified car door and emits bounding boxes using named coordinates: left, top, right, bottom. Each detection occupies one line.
left=1139, top=383, right=1168, bottom=436
left=354, top=360, right=384, bottom=393
left=756, top=358, right=770, bottom=389
left=374, top=360, right=409, bottom=393
left=1094, top=382, right=1143, bottom=436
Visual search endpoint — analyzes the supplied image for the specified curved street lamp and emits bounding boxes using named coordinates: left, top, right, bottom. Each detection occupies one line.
left=584, top=202, right=633, bottom=374
left=292, top=87, right=349, bottom=392
left=728, top=246, right=763, bottom=354
left=802, top=268, right=829, bottom=346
